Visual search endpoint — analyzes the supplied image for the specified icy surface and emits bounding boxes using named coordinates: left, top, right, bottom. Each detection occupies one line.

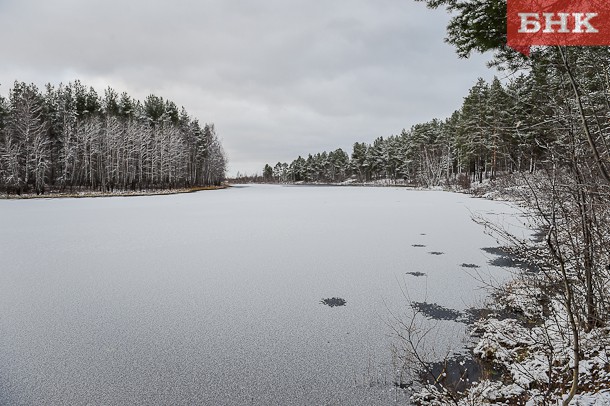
left=0, top=185, right=523, bottom=405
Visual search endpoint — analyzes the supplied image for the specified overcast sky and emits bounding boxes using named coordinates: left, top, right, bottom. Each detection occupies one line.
left=0, top=0, right=497, bottom=176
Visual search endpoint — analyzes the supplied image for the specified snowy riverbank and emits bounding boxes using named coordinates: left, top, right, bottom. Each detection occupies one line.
left=0, top=185, right=228, bottom=199
left=406, top=174, right=610, bottom=405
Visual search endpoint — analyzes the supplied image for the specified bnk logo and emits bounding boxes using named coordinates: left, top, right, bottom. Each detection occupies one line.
left=507, top=0, right=610, bottom=55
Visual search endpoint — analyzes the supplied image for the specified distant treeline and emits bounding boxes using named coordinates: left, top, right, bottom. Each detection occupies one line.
left=0, top=81, right=226, bottom=195
left=261, top=59, right=606, bottom=186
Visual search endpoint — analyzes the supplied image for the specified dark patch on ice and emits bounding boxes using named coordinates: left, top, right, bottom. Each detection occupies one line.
left=321, top=297, right=347, bottom=307
left=530, top=230, right=546, bottom=243
left=420, top=354, right=484, bottom=394
left=420, top=233, right=427, bottom=236
left=393, top=380, right=411, bottom=389
left=412, top=244, right=426, bottom=248
left=481, top=246, right=511, bottom=257
left=406, top=271, right=426, bottom=277
left=460, top=308, right=501, bottom=325
left=460, top=263, right=480, bottom=269
left=411, top=302, right=462, bottom=321
left=411, top=303, right=503, bottom=325
left=482, top=247, right=538, bottom=271
left=530, top=226, right=549, bottom=243
left=428, top=251, right=444, bottom=256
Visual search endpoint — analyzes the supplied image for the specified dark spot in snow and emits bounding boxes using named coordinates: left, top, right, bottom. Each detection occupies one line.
left=411, top=302, right=462, bottom=321
left=412, top=244, right=426, bottom=248
left=420, top=233, right=426, bottom=236
left=461, top=308, right=497, bottom=325
left=481, top=247, right=509, bottom=257
left=411, top=303, right=498, bottom=325
left=422, top=354, right=483, bottom=393
left=461, top=263, right=480, bottom=268
left=393, top=381, right=411, bottom=389
left=530, top=226, right=549, bottom=243
left=482, top=247, right=538, bottom=271
left=406, top=271, right=426, bottom=277
left=428, top=251, right=444, bottom=255
left=321, top=297, right=347, bottom=307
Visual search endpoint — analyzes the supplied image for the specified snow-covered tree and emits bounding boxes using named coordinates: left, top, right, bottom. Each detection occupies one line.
left=0, top=81, right=226, bottom=194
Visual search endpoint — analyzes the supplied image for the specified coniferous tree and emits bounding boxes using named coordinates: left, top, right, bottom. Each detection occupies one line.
left=0, top=81, right=226, bottom=194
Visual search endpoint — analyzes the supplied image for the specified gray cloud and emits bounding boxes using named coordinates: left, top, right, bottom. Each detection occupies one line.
left=0, top=0, right=497, bottom=175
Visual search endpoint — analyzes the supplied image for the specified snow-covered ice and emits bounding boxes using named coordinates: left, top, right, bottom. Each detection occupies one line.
left=0, top=185, right=524, bottom=405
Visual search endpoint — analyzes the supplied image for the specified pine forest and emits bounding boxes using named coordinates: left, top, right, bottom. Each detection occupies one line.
left=262, top=48, right=610, bottom=191
left=0, top=81, right=227, bottom=195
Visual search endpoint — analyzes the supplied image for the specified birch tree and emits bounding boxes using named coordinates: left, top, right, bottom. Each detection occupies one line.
left=1, top=81, right=226, bottom=194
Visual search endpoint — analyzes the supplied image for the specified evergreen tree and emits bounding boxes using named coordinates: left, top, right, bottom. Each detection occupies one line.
left=263, top=164, right=273, bottom=182
left=0, top=81, right=226, bottom=194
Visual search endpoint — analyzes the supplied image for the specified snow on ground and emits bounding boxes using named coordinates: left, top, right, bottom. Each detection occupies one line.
left=419, top=272, right=610, bottom=405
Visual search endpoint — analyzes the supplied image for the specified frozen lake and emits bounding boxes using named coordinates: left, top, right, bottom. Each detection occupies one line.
left=0, top=185, right=524, bottom=405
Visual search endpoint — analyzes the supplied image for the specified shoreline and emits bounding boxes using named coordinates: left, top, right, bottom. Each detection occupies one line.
left=0, top=184, right=230, bottom=200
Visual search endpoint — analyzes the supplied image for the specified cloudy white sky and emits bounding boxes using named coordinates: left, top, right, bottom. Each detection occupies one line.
left=0, top=0, right=497, bottom=176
